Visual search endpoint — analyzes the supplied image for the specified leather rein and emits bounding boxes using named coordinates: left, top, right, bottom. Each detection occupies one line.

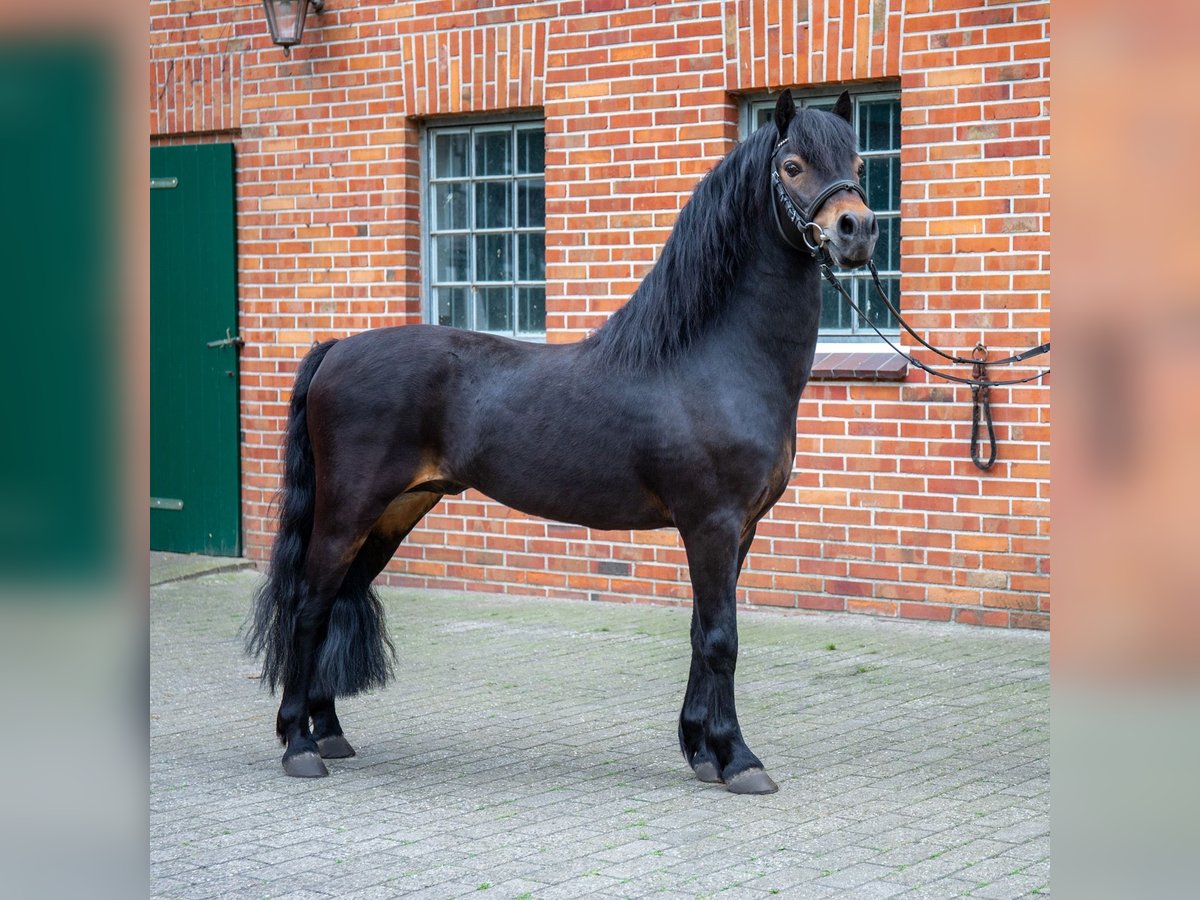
left=770, top=145, right=1050, bottom=469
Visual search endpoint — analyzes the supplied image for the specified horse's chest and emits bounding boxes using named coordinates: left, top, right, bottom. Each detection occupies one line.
left=697, top=419, right=794, bottom=517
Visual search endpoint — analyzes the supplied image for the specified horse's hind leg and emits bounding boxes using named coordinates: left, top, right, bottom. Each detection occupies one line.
left=306, top=529, right=400, bottom=761
left=309, top=697, right=353, bottom=759
left=275, top=523, right=366, bottom=778
left=307, top=491, right=443, bottom=761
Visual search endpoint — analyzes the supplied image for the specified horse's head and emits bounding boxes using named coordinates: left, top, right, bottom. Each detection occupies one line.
left=770, top=89, right=878, bottom=268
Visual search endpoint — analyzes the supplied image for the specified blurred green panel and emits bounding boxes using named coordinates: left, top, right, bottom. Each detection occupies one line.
left=0, top=42, right=116, bottom=587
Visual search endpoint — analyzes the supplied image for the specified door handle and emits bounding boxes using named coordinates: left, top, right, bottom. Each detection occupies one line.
left=206, top=328, right=244, bottom=350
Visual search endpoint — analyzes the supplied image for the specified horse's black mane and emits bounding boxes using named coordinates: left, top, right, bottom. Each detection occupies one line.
left=584, top=124, right=777, bottom=370
left=585, top=106, right=856, bottom=371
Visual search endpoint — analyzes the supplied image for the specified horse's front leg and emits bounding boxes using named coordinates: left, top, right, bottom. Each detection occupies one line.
left=679, top=519, right=777, bottom=794
left=679, top=525, right=757, bottom=784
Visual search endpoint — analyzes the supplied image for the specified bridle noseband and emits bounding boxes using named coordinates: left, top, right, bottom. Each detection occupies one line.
left=770, top=136, right=1050, bottom=470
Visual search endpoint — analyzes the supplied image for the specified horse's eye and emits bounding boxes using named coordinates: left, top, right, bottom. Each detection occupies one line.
left=783, top=162, right=801, bottom=177
left=857, top=164, right=865, bottom=180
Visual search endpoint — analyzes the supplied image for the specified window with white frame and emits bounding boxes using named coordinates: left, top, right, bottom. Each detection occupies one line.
left=748, top=89, right=901, bottom=340
left=424, top=120, right=546, bottom=337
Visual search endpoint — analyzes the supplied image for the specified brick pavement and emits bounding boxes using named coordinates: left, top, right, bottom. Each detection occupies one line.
left=150, top=558, right=1049, bottom=899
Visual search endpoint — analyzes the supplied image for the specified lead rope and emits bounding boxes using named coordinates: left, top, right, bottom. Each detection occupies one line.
left=816, top=258, right=1050, bottom=388
left=770, top=163, right=1049, bottom=470
left=814, top=250, right=1048, bottom=471
left=863, top=260, right=1051, bottom=369
left=970, top=344, right=997, bottom=471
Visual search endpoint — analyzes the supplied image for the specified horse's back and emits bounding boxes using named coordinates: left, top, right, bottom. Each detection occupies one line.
left=308, top=324, right=670, bottom=527
left=310, top=323, right=544, bottom=412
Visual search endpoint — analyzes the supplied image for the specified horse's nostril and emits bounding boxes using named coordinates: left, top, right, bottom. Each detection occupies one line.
left=838, top=213, right=857, bottom=236
left=867, top=212, right=878, bottom=235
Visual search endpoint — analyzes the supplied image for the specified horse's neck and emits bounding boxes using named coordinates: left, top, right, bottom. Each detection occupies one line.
left=719, top=242, right=823, bottom=402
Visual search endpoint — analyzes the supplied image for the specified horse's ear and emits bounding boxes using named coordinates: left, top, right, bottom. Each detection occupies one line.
left=832, top=90, right=853, bottom=124
left=773, top=89, right=797, bottom=137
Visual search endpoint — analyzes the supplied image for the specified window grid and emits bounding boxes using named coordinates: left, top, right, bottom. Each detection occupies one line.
left=425, top=121, right=546, bottom=337
left=750, top=90, right=901, bottom=340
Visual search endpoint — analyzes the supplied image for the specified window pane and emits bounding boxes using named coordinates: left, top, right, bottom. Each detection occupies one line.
left=518, top=287, right=546, bottom=334
left=516, top=127, right=545, bottom=175
left=819, top=280, right=852, bottom=331
left=475, top=180, right=512, bottom=230
left=862, top=275, right=900, bottom=331
left=860, top=99, right=899, bottom=153
left=516, top=179, right=545, bottom=228
left=865, top=156, right=895, bottom=211
left=887, top=156, right=901, bottom=210
left=434, top=132, right=469, bottom=179
left=475, top=131, right=512, bottom=176
left=431, top=183, right=468, bottom=231
left=517, top=232, right=545, bottom=281
left=475, top=287, right=512, bottom=333
left=434, top=234, right=468, bottom=283
left=475, top=233, right=512, bottom=282
left=435, top=287, right=468, bottom=328
left=877, top=216, right=900, bottom=272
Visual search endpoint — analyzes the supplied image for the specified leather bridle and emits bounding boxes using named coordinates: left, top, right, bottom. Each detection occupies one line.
left=771, top=168, right=866, bottom=256
left=770, top=137, right=1051, bottom=470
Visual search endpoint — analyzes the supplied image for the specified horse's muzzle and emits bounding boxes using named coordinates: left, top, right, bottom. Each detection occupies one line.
left=815, top=197, right=878, bottom=268
left=826, top=233, right=878, bottom=269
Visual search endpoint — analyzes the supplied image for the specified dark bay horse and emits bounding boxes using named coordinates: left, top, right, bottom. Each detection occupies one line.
left=249, top=90, right=878, bottom=793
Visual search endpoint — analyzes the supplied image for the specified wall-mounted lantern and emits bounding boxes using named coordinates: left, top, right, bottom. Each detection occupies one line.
left=261, top=0, right=324, bottom=55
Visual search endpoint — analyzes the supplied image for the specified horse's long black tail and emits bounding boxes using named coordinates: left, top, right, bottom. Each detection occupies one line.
left=246, top=339, right=395, bottom=698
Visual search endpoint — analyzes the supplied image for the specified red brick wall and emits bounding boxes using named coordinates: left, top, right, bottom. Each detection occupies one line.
left=150, top=0, right=1049, bottom=628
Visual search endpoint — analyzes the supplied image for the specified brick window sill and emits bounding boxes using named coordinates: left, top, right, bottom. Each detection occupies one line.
left=810, top=350, right=908, bottom=381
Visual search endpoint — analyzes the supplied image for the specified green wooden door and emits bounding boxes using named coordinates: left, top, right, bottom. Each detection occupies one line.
left=150, top=143, right=240, bottom=556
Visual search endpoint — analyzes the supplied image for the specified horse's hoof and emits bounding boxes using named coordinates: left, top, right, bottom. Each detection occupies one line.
left=282, top=751, right=329, bottom=778
left=316, top=735, right=356, bottom=759
left=725, top=768, right=779, bottom=795
left=693, top=761, right=724, bottom=784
